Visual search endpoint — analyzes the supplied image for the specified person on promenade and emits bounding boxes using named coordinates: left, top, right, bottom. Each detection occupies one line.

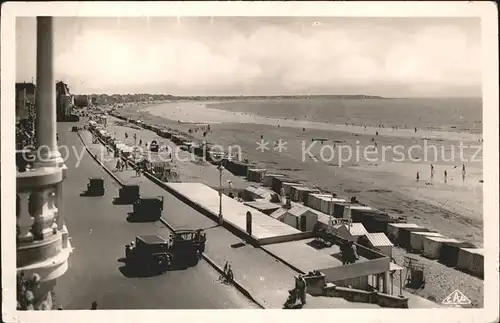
left=444, top=170, right=448, bottom=183
left=226, top=265, right=234, bottom=283
left=91, top=301, right=98, bottom=310
left=116, top=159, right=121, bottom=171
left=462, top=164, right=466, bottom=182
left=430, top=164, right=435, bottom=180
left=139, top=139, right=142, bottom=146
left=416, top=172, right=420, bottom=182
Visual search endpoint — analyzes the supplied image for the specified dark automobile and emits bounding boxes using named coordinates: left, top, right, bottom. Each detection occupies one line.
left=118, top=184, right=140, bottom=204
left=150, top=140, right=159, bottom=153
left=169, top=229, right=206, bottom=266
left=132, top=196, right=164, bottom=221
left=125, top=235, right=171, bottom=273
left=86, top=177, right=105, bottom=196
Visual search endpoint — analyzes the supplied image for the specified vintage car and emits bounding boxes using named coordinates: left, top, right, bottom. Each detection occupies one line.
left=150, top=140, right=159, bottom=153
left=86, top=177, right=105, bottom=196
left=132, top=196, right=164, bottom=221
left=169, top=229, right=206, bottom=266
left=125, top=235, right=171, bottom=273
left=118, top=184, right=140, bottom=204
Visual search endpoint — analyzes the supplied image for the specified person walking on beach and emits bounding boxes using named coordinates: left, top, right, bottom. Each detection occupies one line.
left=444, top=170, right=448, bottom=183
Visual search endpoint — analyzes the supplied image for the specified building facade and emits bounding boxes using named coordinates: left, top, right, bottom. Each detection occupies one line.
left=56, top=81, right=74, bottom=121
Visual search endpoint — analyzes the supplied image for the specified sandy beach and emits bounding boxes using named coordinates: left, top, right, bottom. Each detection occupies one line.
left=125, top=100, right=483, bottom=246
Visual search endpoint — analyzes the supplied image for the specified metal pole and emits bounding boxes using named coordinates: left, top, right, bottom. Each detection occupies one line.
left=218, top=165, right=223, bottom=225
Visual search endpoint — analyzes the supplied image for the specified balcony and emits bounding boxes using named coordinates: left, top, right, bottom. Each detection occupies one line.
left=16, top=164, right=72, bottom=310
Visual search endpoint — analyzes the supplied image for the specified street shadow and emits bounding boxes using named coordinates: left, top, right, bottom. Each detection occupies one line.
left=118, top=264, right=165, bottom=278
left=112, top=197, right=133, bottom=205
left=126, top=212, right=158, bottom=223
left=230, top=242, right=246, bottom=249
left=290, top=303, right=304, bottom=309
left=117, top=257, right=197, bottom=277
left=306, top=239, right=330, bottom=250
left=80, top=190, right=104, bottom=197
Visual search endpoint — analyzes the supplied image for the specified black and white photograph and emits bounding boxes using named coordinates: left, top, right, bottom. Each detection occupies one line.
left=1, top=1, right=498, bottom=322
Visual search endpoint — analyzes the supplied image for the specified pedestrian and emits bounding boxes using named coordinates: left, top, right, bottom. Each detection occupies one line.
left=223, top=260, right=229, bottom=274
left=444, top=170, right=448, bottom=183
left=416, top=172, right=420, bottom=182
left=91, top=301, right=98, bottom=310
left=116, top=159, right=121, bottom=171
left=430, top=164, right=435, bottom=180
left=462, top=164, right=466, bottom=182
left=139, top=139, right=142, bottom=146
left=226, top=265, right=234, bottom=282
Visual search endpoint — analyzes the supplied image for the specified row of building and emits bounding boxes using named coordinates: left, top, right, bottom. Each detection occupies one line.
left=16, top=81, right=75, bottom=122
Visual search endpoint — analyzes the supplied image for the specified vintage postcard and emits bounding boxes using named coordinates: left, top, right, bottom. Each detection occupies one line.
left=1, top=1, right=498, bottom=323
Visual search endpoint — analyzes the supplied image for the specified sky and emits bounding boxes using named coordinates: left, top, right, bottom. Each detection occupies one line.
left=16, top=17, right=482, bottom=97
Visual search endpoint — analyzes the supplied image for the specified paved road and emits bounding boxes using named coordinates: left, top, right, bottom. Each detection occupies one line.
left=53, top=121, right=258, bottom=309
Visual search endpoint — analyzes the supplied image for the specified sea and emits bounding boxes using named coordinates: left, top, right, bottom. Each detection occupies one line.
left=207, top=97, right=482, bottom=134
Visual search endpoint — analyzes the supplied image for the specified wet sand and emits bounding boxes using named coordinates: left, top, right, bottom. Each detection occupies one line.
left=124, top=101, right=483, bottom=246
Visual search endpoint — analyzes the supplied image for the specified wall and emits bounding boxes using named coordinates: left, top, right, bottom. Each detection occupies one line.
left=304, top=212, right=318, bottom=231
left=259, top=231, right=315, bottom=245
left=334, top=275, right=369, bottom=290
left=324, top=284, right=409, bottom=308
left=318, top=256, right=390, bottom=282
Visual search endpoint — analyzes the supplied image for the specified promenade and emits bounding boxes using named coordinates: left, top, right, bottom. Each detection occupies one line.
left=82, top=119, right=381, bottom=308
left=53, top=121, right=258, bottom=309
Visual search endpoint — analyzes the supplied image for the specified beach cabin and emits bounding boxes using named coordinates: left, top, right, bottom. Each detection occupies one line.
left=332, top=201, right=349, bottom=218
left=244, top=201, right=281, bottom=216
left=271, top=176, right=294, bottom=194
left=307, top=194, right=334, bottom=214
left=159, top=129, right=171, bottom=139
left=456, top=248, right=484, bottom=278
left=225, top=160, right=250, bottom=177
left=397, top=227, right=431, bottom=250
left=348, top=205, right=379, bottom=222
left=301, top=188, right=322, bottom=206
left=290, top=186, right=319, bottom=203
left=263, top=174, right=285, bottom=188
left=276, top=205, right=318, bottom=232
left=386, top=223, right=422, bottom=244
left=439, top=241, right=476, bottom=267
left=359, top=232, right=393, bottom=258
left=422, top=237, right=460, bottom=259
left=282, top=182, right=304, bottom=197
left=242, top=185, right=273, bottom=202
left=247, top=169, right=267, bottom=183
left=409, top=232, right=444, bottom=253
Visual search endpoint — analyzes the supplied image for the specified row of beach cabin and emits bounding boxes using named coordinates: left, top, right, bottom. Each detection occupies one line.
left=257, top=172, right=484, bottom=279
left=109, top=114, right=484, bottom=279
